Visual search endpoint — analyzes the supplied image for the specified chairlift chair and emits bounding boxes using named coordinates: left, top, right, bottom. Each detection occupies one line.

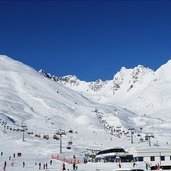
left=66, top=144, right=72, bottom=149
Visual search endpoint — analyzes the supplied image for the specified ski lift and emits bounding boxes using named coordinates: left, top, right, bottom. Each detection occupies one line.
left=53, top=134, right=59, bottom=140
left=35, top=134, right=41, bottom=138
left=68, top=140, right=73, bottom=145
left=43, top=134, right=49, bottom=140
left=145, top=136, right=149, bottom=141
left=69, top=129, right=73, bottom=133
left=66, top=144, right=71, bottom=149
left=140, top=138, right=144, bottom=142
left=137, top=134, right=141, bottom=137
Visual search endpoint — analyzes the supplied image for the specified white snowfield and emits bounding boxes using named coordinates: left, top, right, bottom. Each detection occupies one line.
left=0, top=55, right=171, bottom=171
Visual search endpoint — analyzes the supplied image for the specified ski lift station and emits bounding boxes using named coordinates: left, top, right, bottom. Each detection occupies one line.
left=129, top=147, right=171, bottom=169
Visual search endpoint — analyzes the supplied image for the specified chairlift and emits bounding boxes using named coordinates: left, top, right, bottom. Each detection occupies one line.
left=66, top=144, right=72, bottom=149
left=35, top=134, right=41, bottom=138
left=53, top=134, right=59, bottom=140
left=69, top=129, right=73, bottom=133
left=43, top=134, right=49, bottom=140
left=68, top=140, right=73, bottom=145
left=145, top=136, right=149, bottom=141
left=27, top=131, right=34, bottom=135
left=140, top=138, right=144, bottom=142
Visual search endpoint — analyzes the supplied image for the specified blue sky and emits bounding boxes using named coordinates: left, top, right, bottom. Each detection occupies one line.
left=0, top=0, right=171, bottom=81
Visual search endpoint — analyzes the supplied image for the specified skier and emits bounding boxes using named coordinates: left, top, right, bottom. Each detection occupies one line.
left=133, top=162, right=136, bottom=167
left=73, top=162, right=76, bottom=170
left=73, top=155, right=77, bottom=170
left=50, top=159, right=52, bottom=165
left=1, top=152, right=3, bottom=156
left=45, top=163, right=48, bottom=169
left=39, top=162, right=41, bottom=169
left=23, top=162, right=25, bottom=168
left=4, top=161, right=7, bottom=168
left=62, top=162, right=66, bottom=171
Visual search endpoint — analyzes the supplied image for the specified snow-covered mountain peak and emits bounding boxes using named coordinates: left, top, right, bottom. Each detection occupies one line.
left=155, top=59, right=171, bottom=81
left=0, top=54, right=11, bottom=60
left=112, top=65, right=154, bottom=95
left=62, top=75, right=79, bottom=82
left=39, top=69, right=80, bottom=86
left=0, top=55, right=35, bottom=74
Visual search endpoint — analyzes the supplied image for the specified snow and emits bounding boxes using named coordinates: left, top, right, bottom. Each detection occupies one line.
left=1, top=55, right=171, bottom=170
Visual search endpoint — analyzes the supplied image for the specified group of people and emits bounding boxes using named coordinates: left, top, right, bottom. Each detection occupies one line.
left=0, top=151, right=52, bottom=170
left=61, top=155, right=79, bottom=171
left=1, top=151, right=79, bottom=171
left=1, top=152, right=16, bottom=170
left=37, top=162, right=48, bottom=169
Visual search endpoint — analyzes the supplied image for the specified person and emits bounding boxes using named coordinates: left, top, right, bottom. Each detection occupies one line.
left=73, top=162, right=76, bottom=170
left=23, top=162, right=25, bottom=168
left=45, top=163, right=48, bottom=169
left=13, top=153, right=15, bottom=158
left=4, top=161, right=7, bottom=168
left=50, top=159, right=52, bottom=165
left=9, top=156, right=11, bottom=160
left=1, top=152, right=3, bottom=156
left=39, top=162, right=41, bottom=169
left=62, top=162, right=66, bottom=171
left=73, top=155, right=77, bottom=170
left=133, top=162, right=136, bottom=167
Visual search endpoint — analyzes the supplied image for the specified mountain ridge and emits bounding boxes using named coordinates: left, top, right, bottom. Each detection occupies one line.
left=1, top=55, right=171, bottom=150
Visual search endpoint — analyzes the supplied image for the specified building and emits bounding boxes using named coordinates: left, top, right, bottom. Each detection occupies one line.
left=129, top=147, right=171, bottom=170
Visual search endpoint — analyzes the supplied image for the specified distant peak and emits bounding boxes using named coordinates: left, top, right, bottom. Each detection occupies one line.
left=0, top=55, right=13, bottom=61
left=62, top=75, right=78, bottom=80
left=156, top=58, right=171, bottom=74
left=118, top=65, right=153, bottom=74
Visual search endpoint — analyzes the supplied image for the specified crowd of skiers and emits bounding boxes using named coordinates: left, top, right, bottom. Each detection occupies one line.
left=0, top=151, right=54, bottom=170
left=1, top=151, right=79, bottom=171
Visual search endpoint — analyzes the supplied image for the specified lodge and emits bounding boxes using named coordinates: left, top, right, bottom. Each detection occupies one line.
left=129, top=147, right=171, bottom=170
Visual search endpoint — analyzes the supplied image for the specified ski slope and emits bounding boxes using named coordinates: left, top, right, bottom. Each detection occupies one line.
left=1, top=55, right=171, bottom=170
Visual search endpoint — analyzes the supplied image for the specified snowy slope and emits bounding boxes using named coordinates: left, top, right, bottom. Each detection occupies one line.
left=40, top=59, right=171, bottom=116
left=39, top=57, right=171, bottom=145
left=0, top=55, right=141, bottom=152
left=1, top=55, right=171, bottom=171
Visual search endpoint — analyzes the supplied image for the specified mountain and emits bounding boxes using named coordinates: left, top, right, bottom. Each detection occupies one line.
left=1, top=55, right=171, bottom=161
left=38, top=58, right=171, bottom=146
left=39, top=61, right=171, bottom=117
left=0, top=55, right=139, bottom=151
